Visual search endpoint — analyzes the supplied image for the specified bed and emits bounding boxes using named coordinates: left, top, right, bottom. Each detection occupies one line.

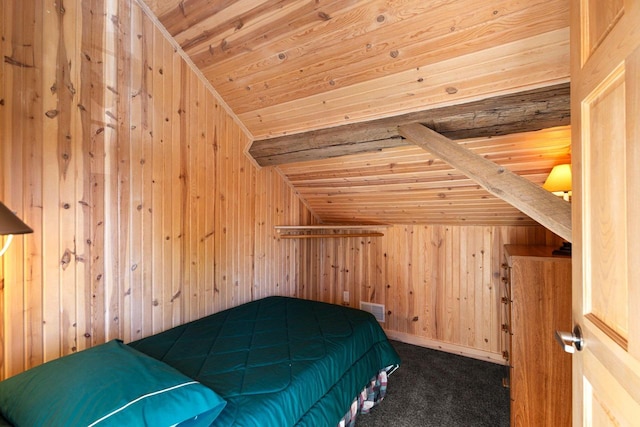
left=0, top=296, right=400, bottom=426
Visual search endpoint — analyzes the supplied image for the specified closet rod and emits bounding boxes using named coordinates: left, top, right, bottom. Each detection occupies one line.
left=279, top=232, right=384, bottom=239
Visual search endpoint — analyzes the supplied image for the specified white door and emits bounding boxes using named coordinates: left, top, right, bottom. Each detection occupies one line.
left=570, top=0, right=640, bottom=424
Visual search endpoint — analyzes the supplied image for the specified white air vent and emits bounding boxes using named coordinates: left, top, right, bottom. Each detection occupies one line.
left=360, top=301, right=385, bottom=323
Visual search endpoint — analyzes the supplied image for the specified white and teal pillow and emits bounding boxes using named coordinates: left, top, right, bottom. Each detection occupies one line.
left=0, top=340, right=225, bottom=427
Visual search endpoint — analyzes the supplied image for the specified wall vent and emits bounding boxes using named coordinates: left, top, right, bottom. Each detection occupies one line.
left=360, top=301, right=385, bottom=323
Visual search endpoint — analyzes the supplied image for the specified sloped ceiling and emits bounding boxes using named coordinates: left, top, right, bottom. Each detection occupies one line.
left=278, top=126, right=571, bottom=225
left=142, top=0, right=571, bottom=226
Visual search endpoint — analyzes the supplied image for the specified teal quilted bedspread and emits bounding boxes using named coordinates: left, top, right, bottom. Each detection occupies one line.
left=129, top=296, right=400, bottom=426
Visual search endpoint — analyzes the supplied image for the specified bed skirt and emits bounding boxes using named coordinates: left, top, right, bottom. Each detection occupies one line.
left=338, top=365, right=397, bottom=427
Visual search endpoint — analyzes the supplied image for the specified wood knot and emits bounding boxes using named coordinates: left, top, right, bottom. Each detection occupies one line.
left=60, top=249, right=72, bottom=270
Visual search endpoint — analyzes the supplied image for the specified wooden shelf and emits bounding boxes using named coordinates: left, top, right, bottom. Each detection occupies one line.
left=275, top=224, right=388, bottom=239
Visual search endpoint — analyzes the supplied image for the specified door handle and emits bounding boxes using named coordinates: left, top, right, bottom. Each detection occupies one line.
left=555, top=325, right=584, bottom=353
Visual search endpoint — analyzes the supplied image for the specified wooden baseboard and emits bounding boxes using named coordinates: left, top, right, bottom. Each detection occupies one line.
left=384, top=330, right=506, bottom=365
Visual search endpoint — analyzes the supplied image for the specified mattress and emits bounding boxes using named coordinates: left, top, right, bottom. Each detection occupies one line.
left=129, top=296, right=400, bottom=426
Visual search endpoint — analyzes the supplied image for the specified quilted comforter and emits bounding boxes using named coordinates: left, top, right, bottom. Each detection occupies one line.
left=129, top=296, right=400, bottom=426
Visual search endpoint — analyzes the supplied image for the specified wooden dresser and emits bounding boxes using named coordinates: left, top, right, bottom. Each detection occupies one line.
left=501, top=245, right=572, bottom=426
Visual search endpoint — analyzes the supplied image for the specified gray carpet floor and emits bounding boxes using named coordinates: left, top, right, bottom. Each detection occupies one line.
left=356, top=340, right=510, bottom=427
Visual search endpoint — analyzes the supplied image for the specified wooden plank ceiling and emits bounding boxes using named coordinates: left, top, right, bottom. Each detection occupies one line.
left=277, top=126, right=571, bottom=225
left=143, top=0, right=571, bottom=227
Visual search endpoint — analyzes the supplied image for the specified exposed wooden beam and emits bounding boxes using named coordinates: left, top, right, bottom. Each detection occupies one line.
left=249, top=83, right=570, bottom=166
left=398, top=123, right=572, bottom=241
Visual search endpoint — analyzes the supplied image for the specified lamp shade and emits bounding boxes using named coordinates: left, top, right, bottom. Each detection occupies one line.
left=0, top=201, right=33, bottom=235
left=543, top=164, right=572, bottom=192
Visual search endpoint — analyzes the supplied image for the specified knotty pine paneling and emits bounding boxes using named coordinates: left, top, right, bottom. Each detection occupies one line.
left=298, top=224, right=564, bottom=362
left=0, top=0, right=313, bottom=379
left=145, top=0, right=569, bottom=138
left=0, top=0, right=570, bottom=379
left=277, top=126, right=572, bottom=226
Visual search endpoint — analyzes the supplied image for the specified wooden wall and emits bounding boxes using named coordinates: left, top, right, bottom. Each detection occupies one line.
left=1, top=0, right=567, bottom=380
left=0, top=0, right=312, bottom=379
left=298, top=225, right=563, bottom=362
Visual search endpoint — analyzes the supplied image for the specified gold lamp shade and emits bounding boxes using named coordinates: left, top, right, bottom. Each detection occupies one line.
left=543, top=164, right=572, bottom=193
left=0, top=202, right=32, bottom=235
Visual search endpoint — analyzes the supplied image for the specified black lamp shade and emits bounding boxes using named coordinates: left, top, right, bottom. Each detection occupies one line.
left=0, top=202, right=33, bottom=235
